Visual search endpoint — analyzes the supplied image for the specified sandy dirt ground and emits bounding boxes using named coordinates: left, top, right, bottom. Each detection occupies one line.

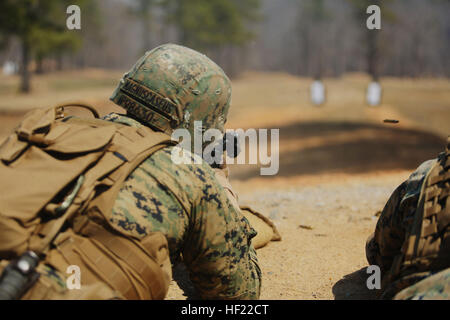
left=0, top=71, right=448, bottom=299
left=166, top=73, right=448, bottom=299
left=166, top=171, right=410, bottom=300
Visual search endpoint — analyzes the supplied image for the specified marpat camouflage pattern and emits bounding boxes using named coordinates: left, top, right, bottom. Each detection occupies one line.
left=103, top=113, right=261, bottom=299
left=366, top=138, right=450, bottom=299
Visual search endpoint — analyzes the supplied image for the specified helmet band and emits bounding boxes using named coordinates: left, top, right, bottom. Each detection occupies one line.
left=120, top=78, right=180, bottom=124
left=113, top=90, right=177, bottom=134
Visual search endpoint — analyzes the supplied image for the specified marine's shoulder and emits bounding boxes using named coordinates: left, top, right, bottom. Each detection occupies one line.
left=129, top=145, right=221, bottom=213
left=144, top=145, right=218, bottom=188
left=103, top=112, right=220, bottom=197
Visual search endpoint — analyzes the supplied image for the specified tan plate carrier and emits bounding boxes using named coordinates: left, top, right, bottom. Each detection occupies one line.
left=0, top=104, right=176, bottom=299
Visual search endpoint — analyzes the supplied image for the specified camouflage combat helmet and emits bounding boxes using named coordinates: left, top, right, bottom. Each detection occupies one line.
left=110, top=44, right=232, bottom=139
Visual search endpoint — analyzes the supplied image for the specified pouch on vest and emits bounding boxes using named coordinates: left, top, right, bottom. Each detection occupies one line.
left=0, top=103, right=174, bottom=260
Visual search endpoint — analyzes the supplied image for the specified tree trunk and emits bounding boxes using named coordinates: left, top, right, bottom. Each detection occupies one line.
left=35, top=55, right=44, bottom=74
left=142, top=12, right=152, bottom=51
left=367, top=0, right=381, bottom=81
left=367, top=30, right=379, bottom=81
left=20, top=39, right=31, bottom=93
left=301, top=27, right=310, bottom=77
left=56, top=54, right=63, bottom=71
left=139, top=0, right=153, bottom=52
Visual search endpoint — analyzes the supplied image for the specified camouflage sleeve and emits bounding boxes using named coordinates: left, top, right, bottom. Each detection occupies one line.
left=366, top=159, right=437, bottom=274
left=181, top=169, right=261, bottom=300
left=366, top=181, right=409, bottom=273
left=109, top=145, right=261, bottom=299
left=393, top=267, right=450, bottom=300
left=108, top=156, right=189, bottom=265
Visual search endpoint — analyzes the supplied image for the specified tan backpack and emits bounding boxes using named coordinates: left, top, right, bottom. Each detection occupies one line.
left=0, top=103, right=175, bottom=260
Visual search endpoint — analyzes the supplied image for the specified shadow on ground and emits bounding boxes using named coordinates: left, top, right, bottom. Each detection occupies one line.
left=229, top=121, right=447, bottom=180
left=332, top=267, right=379, bottom=300
left=0, top=114, right=446, bottom=181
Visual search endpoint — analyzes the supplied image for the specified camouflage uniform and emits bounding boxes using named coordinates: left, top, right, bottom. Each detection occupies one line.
left=103, top=113, right=261, bottom=299
left=106, top=44, right=261, bottom=299
left=394, top=267, right=450, bottom=300
left=366, top=139, right=450, bottom=299
left=0, top=44, right=261, bottom=300
left=5, top=117, right=261, bottom=299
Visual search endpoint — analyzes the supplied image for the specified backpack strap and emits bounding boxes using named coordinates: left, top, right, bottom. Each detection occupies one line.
left=28, top=111, right=175, bottom=255
left=84, top=126, right=176, bottom=223
left=64, top=125, right=175, bottom=299
left=54, top=103, right=101, bottom=119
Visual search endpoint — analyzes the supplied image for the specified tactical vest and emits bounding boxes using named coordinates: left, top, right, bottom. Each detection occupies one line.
left=385, top=137, right=450, bottom=296
left=0, top=104, right=175, bottom=299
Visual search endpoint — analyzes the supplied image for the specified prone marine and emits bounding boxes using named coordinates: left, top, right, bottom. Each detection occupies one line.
left=366, top=137, right=450, bottom=299
left=0, top=44, right=261, bottom=300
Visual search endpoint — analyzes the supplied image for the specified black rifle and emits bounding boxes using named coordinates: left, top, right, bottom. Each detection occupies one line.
left=0, top=251, right=40, bottom=300
left=210, top=132, right=241, bottom=168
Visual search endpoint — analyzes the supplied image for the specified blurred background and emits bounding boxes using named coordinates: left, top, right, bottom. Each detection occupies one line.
left=0, top=0, right=449, bottom=299
left=0, top=0, right=448, bottom=176
left=2, top=1, right=450, bottom=84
